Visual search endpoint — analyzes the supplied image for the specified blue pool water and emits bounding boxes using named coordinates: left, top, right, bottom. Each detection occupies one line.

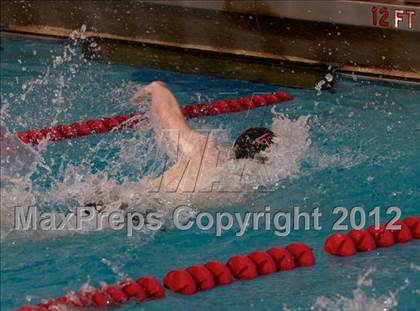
left=1, top=34, right=419, bottom=310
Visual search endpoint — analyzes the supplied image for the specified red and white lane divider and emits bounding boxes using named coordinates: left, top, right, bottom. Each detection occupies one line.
left=17, top=242, right=314, bottom=310
left=16, top=91, right=293, bottom=145
left=163, top=242, right=315, bottom=295
left=324, top=216, right=419, bottom=257
left=17, top=276, right=164, bottom=311
left=17, top=215, right=419, bottom=311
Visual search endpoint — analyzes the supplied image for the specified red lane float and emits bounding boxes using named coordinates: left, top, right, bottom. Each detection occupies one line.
left=248, top=251, right=277, bottom=275
left=17, top=243, right=313, bottom=310
left=266, top=247, right=296, bottom=271
left=137, top=276, right=165, bottom=299
left=367, top=224, right=396, bottom=247
left=119, top=279, right=147, bottom=302
left=16, top=91, right=293, bottom=145
left=186, top=265, right=215, bottom=291
left=163, top=243, right=315, bottom=296
left=226, top=255, right=259, bottom=280
left=163, top=270, right=197, bottom=295
left=286, top=242, right=316, bottom=267
left=204, top=261, right=233, bottom=286
left=403, top=216, right=420, bottom=238
left=348, top=229, right=376, bottom=252
left=388, top=220, right=413, bottom=243
left=324, top=233, right=357, bottom=257
left=17, top=276, right=164, bottom=311
left=324, top=216, right=419, bottom=257
left=105, top=284, right=128, bottom=304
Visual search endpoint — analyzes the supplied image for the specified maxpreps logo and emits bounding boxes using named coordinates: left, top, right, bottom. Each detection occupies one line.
left=13, top=206, right=164, bottom=236
left=148, top=128, right=275, bottom=194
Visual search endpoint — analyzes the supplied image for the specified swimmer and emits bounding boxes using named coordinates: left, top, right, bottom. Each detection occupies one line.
left=83, top=81, right=276, bottom=210
left=132, top=81, right=275, bottom=193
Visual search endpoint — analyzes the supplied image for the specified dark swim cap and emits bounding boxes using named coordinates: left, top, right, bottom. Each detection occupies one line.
left=234, top=127, right=274, bottom=160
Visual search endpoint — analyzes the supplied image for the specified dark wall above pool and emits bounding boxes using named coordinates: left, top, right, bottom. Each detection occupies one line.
left=1, top=0, right=419, bottom=85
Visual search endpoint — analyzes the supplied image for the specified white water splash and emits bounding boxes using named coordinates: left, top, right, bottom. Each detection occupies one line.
left=100, top=258, right=128, bottom=280
left=1, top=29, right=313, bottom=237
left=0, top=123, right=38, bottom=235
left=1, top=108, right=312, bottom=238
left=312, top=268, right=410, bottom=311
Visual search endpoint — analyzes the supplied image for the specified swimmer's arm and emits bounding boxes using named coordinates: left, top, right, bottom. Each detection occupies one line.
left=131, top=81, right=202, bottom=156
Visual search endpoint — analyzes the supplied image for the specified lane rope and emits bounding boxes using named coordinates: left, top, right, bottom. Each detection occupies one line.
left=17, top=215, right=419, bottom=311
left=16, top=91, right=293, bottom=144
left=17, top=242, right=314, bottom=310
left=163, top=242, right=315, bottom=295
left=324, top=216, right=419, bottom=257
left=17, top=276, right=165, bottom=311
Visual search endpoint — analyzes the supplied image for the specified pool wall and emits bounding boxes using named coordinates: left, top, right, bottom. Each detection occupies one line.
left=1, top=0, right=420, bottom=85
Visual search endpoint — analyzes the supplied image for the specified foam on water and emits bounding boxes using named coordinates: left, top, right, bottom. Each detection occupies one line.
left=311, top=268, right=410, bottom=311
left=0, top=112, right=312, bottom=237
left=39, top=112, right=311, bottom=232
left=0, top=121, right=39, bottom=235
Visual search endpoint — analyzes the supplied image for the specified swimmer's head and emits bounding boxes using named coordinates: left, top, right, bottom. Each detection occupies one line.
left=234, top=127, right=275, bottom=162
